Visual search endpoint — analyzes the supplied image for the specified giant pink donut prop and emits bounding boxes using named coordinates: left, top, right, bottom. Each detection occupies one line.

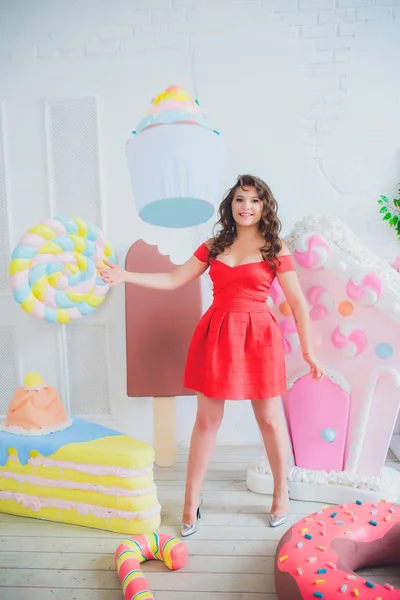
left=275, top=500, right=400, bottom=600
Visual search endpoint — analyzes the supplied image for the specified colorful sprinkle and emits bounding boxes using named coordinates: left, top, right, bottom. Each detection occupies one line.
left=336, top=520, right=345, bottom=525
left=309, top=557, right=317, bottom=563
left=331, top=512, right=337, bottom=518
left=305, top=534, right=312, bottom=540
left=369, top=520, right=378, bottom=526
left=347, top=575, right=357, bottom=581
left=297, top=542, right=304, bottom=548
left=389, top=507, right=395, bottom=513
left=344, top=510, right=354, bottom=516
left=317, top=521, right=326, bottom=527
left=384, top=584, right=394, bottom=590
left=300, top=528, right=308, bottom=533
left=315, top=579, right=325, bottom=584
left=371, top=509, right=378, bottom=514
left=345, top=530, right=353, bottom=535
left=322, top=506, right=329, bottom=509
left=313, top=593, right=324, bottom=598
left=352, top=516, right=357, bottom=522
left=340, top=585, right=348, bottom=593
left=356, top=500, right=363, bottom=505
left=317, top=569, right=327, bottom=574
left=320, top=530, right=327, bottom=537
left=353, top=590, right=359, bottom=597
left=317, top=545, right=327, bottom=552
left=327, top=562, right=337, bottom=569
left=297, top=567, right=303, bottom=575
left=279, top=555, right=288, bottom=562
left=306, top=518, right=314, bottom=522
left=372, top=503, right=378, bottom=508
left=385, top=515, right=392, bottom=522
left=366, top=581, right=375, bottom=588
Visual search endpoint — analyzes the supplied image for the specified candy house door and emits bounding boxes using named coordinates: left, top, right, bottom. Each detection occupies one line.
left=284, top=373, right=350, bottom=472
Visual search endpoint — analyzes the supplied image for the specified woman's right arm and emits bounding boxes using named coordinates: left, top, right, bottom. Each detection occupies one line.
left=98, top=254, right=208, bottom=290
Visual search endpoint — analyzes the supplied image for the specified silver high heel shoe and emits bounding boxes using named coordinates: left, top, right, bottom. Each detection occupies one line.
left=269, top=513, right=288, bottom=528
left=180, top=496, right=203, bottom=538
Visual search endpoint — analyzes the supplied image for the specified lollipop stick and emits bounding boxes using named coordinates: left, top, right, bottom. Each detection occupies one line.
left=153, top=396, right=177, bottom=467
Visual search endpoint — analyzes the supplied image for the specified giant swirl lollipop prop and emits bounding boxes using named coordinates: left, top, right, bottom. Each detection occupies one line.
left=9, top=216, right=115, bottom=323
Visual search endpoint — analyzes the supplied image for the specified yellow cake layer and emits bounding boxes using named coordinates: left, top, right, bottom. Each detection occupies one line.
left=5, top=434, right=154, bottom=468
left=2, top=457, right=154, bottom=491
left=0, top=478, right=158, bottom=511
left=0, top=498, right=161, bottom=534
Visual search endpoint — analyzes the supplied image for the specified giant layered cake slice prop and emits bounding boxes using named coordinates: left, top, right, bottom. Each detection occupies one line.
left=125, top=85, right=225, bottom=228
left=125, top=241, right=202, bottom=467
left=247, top=215, right=400, bottom=504
left=0, top=373, right=161, bottom=533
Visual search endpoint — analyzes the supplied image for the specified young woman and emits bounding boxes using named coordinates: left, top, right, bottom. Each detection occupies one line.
left=98, top=174, right=323, bottom=536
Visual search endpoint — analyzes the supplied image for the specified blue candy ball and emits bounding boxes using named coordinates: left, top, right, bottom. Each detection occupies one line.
left=375, top=343, right=393, bottom=359
left=321, top=428, right=336, bottom=443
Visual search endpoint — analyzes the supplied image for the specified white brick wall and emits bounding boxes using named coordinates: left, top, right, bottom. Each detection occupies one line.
left=4, top=0, right=396, bottom=175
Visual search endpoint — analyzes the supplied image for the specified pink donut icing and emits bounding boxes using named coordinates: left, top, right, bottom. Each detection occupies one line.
left=294, top=234, right=330, bottom=270
left=331, top=324, right=367, bottom=358
left=306, top=286, right=334, bottom=320
left=280, top=319, right=300, bottom=354
left=346, top=272, right=383, bottom=306
left=275, top=500, right=400, bottom=599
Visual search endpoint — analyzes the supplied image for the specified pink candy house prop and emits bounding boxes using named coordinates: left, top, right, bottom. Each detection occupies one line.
left=247, top=216, right=400, bottom=504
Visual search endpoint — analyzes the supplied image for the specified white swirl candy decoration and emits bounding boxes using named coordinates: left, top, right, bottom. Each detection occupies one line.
left=9, top=217, right=115, bottom=323
left=306, top=285, right=334, bottom=320
left=345, top=271, right=383, bottom=306
left=331, top=323, right=367, bottom=358
left=294, top=233, right=330, bottom=269
left=279, top=319, right=300, bottom=354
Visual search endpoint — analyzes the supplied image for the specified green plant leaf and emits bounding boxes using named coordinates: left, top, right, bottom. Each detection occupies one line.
left=380, top=206, right=388, bottom=213
left=381, top=195, right=389, bottom=203
left=390, top=215, right=398, bottom=226
left=394, top=199, right=400, bottom=207
left=378, top=199, right=384, bottom=205
left=383, top=212, right=392, bottom=221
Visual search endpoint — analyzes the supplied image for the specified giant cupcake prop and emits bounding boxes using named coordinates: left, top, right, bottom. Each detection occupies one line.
left=125, top=85, right=225, bottom=228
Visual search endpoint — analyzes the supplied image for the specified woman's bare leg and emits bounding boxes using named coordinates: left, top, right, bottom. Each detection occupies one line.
left=251, top=397, right=289, bottom=516
left=182, top=393, right=225, bottom=523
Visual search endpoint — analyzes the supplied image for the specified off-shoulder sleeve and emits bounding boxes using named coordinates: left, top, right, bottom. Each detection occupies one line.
left=275, top=254, right=296, bottom=272
left=194, top=243, right=210, bottom=264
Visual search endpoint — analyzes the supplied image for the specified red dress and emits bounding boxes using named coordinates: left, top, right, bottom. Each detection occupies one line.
left=184, top=243, right=296, bottom=400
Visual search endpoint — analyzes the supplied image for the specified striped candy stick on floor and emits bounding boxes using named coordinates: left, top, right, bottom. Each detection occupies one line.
left=115, top=533, right=188, bottom=600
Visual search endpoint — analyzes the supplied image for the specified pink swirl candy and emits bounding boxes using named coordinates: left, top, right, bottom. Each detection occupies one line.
left=267, top=278, right=284, bottom=308
left=306, top=285, right=334, bottom=320
left=294, top=233, right=330, bottom=269
left=280, top=319, right=300, bottom=354
left=346, top=272, right=382, bottom=306
left=331, top=323, right=367, bottom=358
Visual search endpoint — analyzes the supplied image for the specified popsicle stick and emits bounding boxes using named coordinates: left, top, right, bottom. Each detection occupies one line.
left=153, top=396, right=177, bottom=467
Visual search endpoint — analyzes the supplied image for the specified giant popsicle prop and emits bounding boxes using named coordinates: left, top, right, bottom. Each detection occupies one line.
left=125, top=241, right=202, bottom=467
left=125, top=85, right=224, bottom=228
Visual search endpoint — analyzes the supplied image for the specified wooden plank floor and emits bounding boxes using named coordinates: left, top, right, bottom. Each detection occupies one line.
left=0, top=447, right=399, bottom=599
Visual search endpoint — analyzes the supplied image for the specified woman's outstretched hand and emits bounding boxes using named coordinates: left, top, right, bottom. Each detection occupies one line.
left=98, top=260, right=127, bottom=287
left=303, top=352, right=323, bottom=380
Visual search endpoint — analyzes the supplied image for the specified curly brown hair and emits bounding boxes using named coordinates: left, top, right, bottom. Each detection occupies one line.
left=209, top=174, right=283, bottom=270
